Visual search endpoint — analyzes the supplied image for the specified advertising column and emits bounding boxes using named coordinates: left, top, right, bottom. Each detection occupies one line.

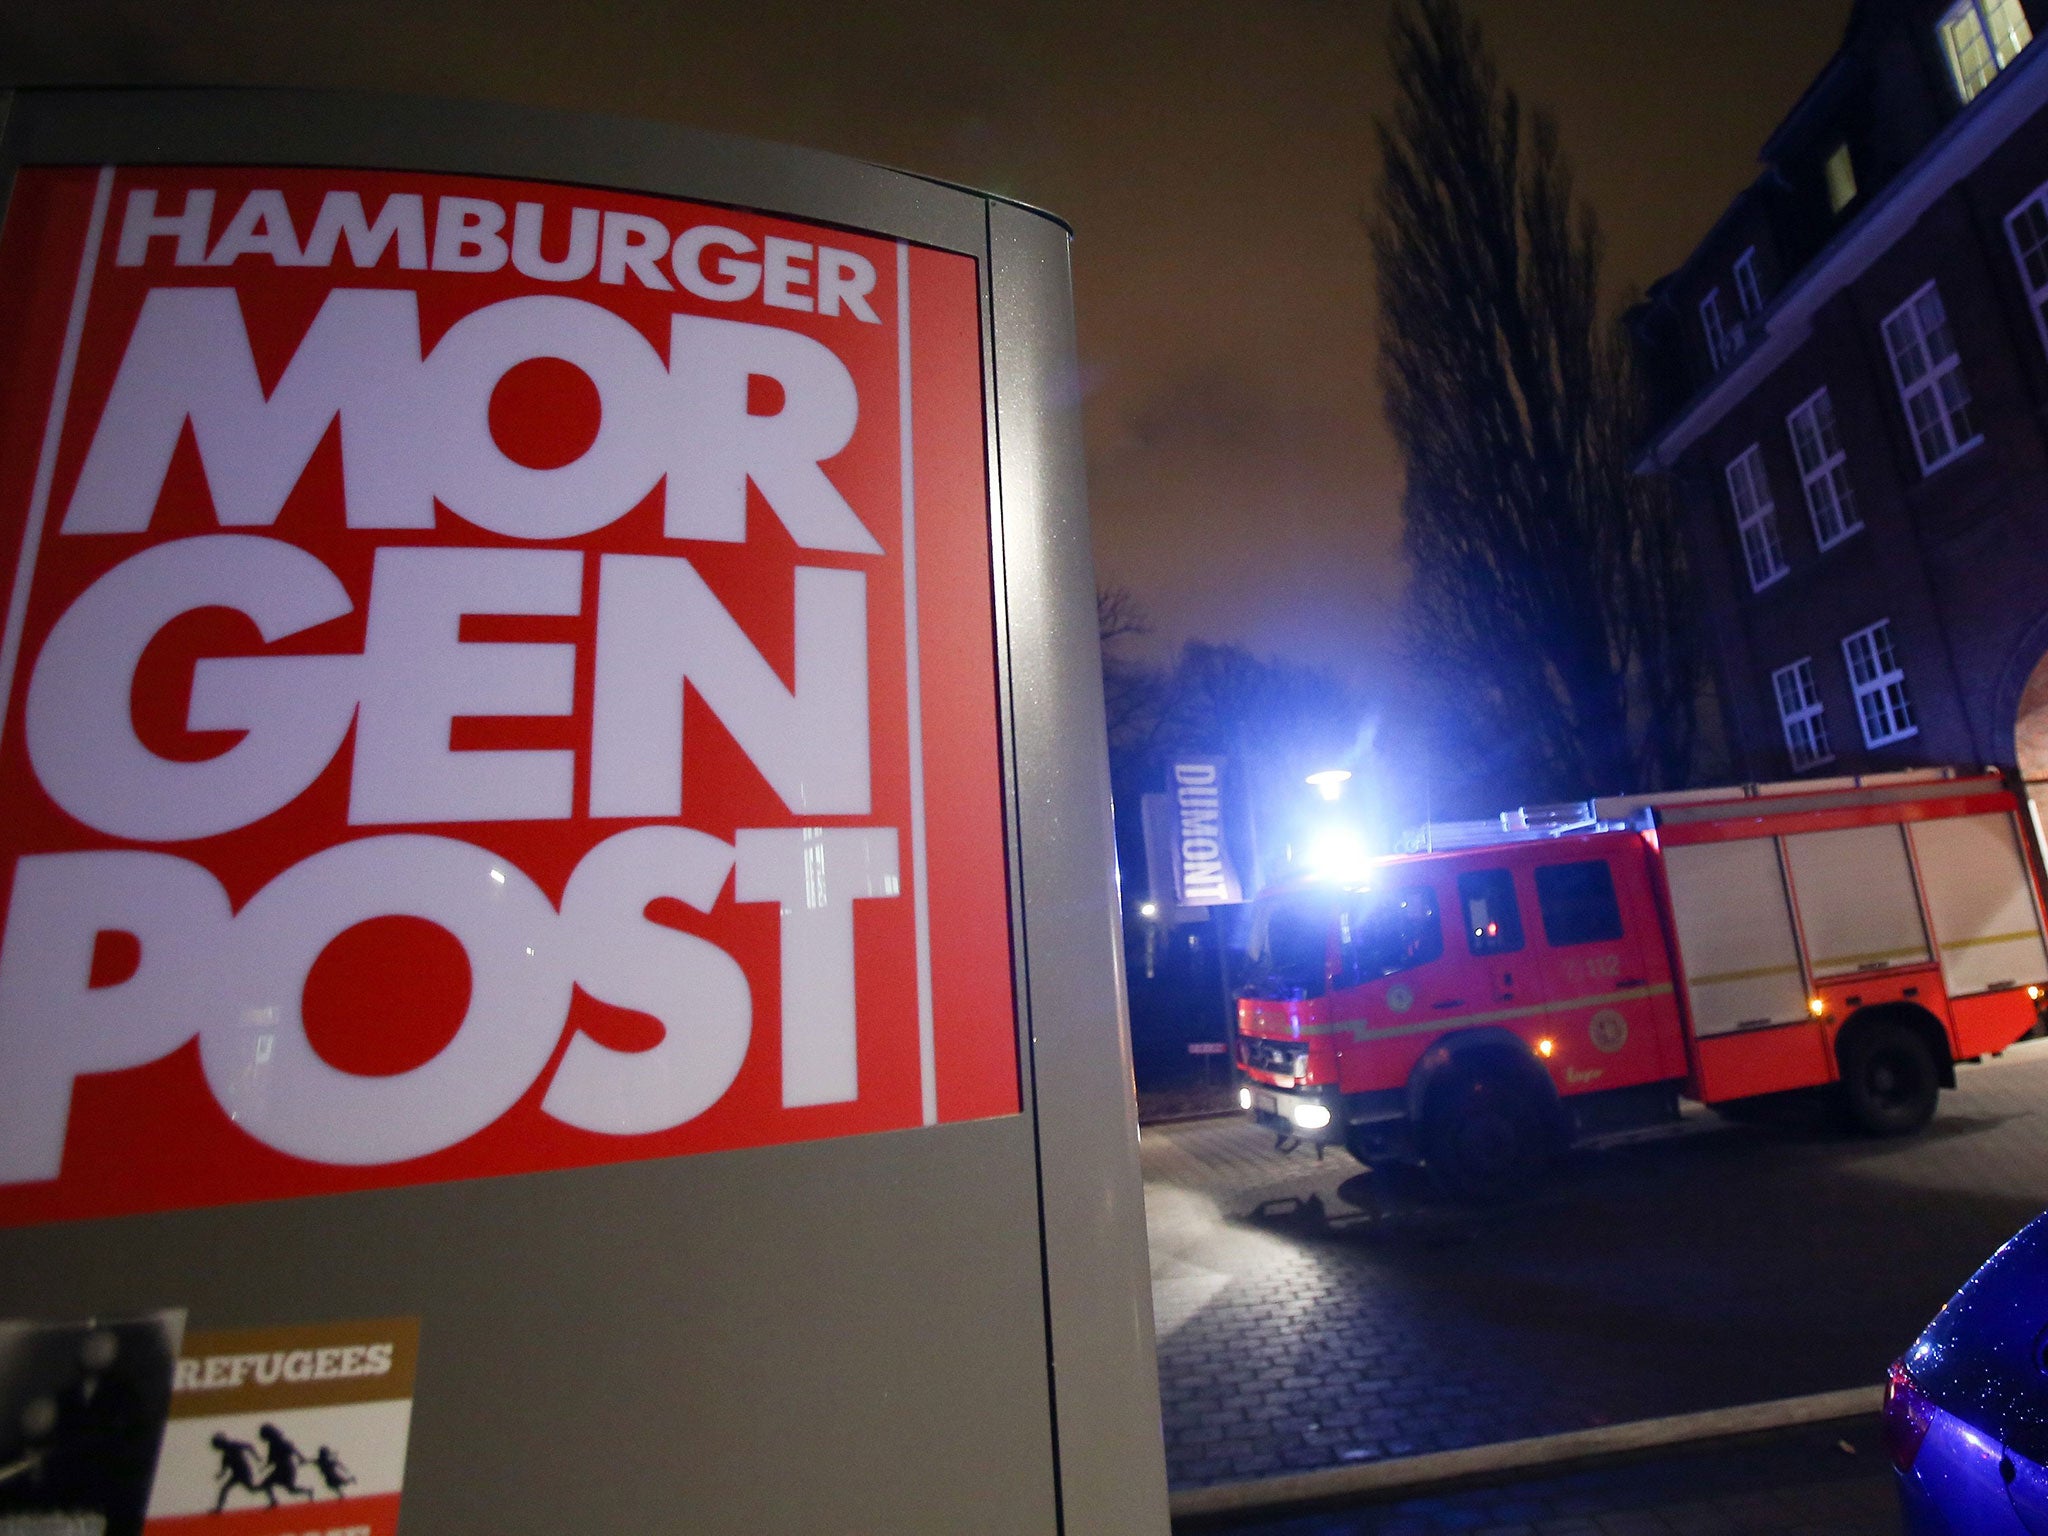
left=0, top=92, right=1165, bottom=1536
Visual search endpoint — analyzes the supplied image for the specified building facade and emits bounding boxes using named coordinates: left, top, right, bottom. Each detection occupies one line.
left=1634, top=0, right=2048, bottom=794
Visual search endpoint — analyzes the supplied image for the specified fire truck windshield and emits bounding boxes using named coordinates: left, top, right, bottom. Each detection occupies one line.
left=1243, top=892, right=1337, bottom=999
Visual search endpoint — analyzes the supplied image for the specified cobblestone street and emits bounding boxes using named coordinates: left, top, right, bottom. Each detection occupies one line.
left=1146, top=1041, right=2048, bottom=1492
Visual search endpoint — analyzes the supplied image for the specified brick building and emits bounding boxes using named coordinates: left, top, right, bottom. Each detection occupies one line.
left=1633, top=0, right=2048, bottom=800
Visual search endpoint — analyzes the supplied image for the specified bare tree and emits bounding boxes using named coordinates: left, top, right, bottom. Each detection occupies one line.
left=1098, top=585, right=1170, bottom=755
left=1373, top=0, right=1698, bottom=802
left=1096, top=585, right=1149, bottom=650
left=1098, top=603, right=1364, bottom=792
left=1098, top=613, right=1378, bottom=892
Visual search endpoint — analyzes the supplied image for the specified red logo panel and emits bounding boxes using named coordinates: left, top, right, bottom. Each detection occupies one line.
left=0, top=165, right=1017, bottom=1226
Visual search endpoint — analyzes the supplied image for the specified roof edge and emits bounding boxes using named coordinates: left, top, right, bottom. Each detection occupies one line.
left=1635, top=39, right=2048, bottom=474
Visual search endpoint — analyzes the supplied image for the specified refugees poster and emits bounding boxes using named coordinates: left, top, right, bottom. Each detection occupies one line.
left=142, top=1321, right=417, bottom=1536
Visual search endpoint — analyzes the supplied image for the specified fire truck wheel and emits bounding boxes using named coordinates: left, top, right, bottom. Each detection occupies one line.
left=1420, top=1070, right=1551, bottom=1203
left=1840, top=1021, right=1940, bottom=1137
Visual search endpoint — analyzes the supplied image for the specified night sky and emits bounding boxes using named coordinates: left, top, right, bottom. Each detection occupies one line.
left=6, top=0, right=1853, bottom=687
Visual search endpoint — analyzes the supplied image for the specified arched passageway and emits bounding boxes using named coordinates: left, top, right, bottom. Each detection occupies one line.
left=2015, top=651, right=2048, bottom=826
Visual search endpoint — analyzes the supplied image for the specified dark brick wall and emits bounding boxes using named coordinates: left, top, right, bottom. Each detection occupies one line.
left=1649, top=1, right=2048, bottom=406
left=1670, top=98, right=2048, bottom=782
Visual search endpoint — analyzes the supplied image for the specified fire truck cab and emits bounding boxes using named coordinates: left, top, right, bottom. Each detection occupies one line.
left=1235, top=771, right=2048, bottom=1199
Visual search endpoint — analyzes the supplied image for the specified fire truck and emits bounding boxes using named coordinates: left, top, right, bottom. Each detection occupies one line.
left=1234, top=770, right=2048, bottom=1199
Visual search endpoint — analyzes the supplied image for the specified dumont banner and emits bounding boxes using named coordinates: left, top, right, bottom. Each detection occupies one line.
left=0, top=166, right=1019, bottom=1227
left=1166, top=757, right=1241, bottom=908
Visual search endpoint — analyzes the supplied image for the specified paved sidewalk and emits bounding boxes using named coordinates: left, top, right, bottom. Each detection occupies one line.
left=1146, top=1042, right=2048, bottom=1491
left=1180, top=1415, right=1899, bottom=1535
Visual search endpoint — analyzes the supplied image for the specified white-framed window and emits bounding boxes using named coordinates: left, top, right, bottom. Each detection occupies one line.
left=1825, top=143, right=1858, bottom=213
left=1843, top=620, right=1918, bottom=748
left=2005, top=180, right=2048, bottom=361
left=1881, top=282, right=1980, bottom=473
left=1786, top=387, right=1861, bottom=550
left=1726, top=444, right=1787, bottom=591
left=1940, top=0, right=2033, bottom=103
left=1772, top=658, right=1834, bottom=771
left=1734, top=248, right=1764, bottom=318
left=1701, top=287, right=1730, bottom=370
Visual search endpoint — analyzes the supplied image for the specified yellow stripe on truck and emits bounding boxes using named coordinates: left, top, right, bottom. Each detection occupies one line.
left=1810, top=944, right=1929, bottom=970
left=1333, top=983, right=1676, bottom=1043
left=1686, top=962, right=1802, bottom=987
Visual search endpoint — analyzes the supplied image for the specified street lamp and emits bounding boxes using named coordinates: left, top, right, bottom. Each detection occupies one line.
left=1305, top=768, right=1351, bottom=802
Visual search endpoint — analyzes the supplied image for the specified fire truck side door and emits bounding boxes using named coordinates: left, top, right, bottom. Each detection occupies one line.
left=1528, top=855, right=1668, bottom=1089
left=1449, top=868, right=1531, bottom=1024
left=1455, top=866, right=1536, bottom=1008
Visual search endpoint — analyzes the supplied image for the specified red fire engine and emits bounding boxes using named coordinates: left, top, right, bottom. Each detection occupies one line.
left=1235, top=770, right=2048, bottom=1198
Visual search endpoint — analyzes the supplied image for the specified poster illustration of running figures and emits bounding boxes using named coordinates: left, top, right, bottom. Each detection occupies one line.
left=143, top=1321, right=417, bottom=1536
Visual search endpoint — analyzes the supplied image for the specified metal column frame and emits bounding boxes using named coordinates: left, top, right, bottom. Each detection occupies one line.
left=0, top=88, right=1167, bottom=1535
left=986, top=198, right=1168, bottom=1531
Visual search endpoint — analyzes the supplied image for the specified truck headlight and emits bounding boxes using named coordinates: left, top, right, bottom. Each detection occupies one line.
left=1238, top=1086, right=1253, bottom=1110
left=1291, top=1103, right=1332, bottom=1131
